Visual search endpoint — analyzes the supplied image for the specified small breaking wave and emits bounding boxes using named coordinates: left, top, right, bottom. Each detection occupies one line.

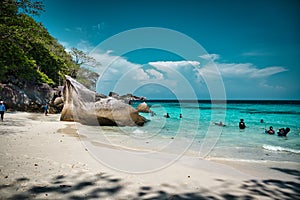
left=133, top=129, right=146, bottom=134
left=263, top=144, right=300, bottom=154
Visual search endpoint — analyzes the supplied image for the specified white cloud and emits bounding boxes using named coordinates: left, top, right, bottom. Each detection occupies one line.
left=147, top=61, right=200, bottom=83
left=134, top=68, right=150, bottom=80
left=77, top=40, right=94, bottom=52
left=58, top=40, right=95, bottom=54
left=198, top=62, right=287, bottom=79
left=259, top=81, right=285, bottom=90
left=89, top=51, right=168, bottom=87
left=78, top=48, right=289, bottom=99
left=217, top=63, right=257, bottom=77
left=146, top=69, right=164, bottom=79
left=249, top=66, right=288, bottom=78
left=58, top=40, right=71, bottom=52
left=90, top=50, right=140, bottom=73
left=199, top=53, right=220, bottom=61
left=92, top=22, right=106, bottom=31
left=241, top=51, right=270, bottom=57
left=149, top=60, right=200, bottom=69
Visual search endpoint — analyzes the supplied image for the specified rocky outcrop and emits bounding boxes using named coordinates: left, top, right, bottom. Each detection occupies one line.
left=0, top=83, right=54, bottom=112
left=60, top=76, right=147, bottom=126
left=49, top=86, right=64, bottom=113
left=136, top=102, right=151, bottom=113
left=109, top=91, right=146, bottom=104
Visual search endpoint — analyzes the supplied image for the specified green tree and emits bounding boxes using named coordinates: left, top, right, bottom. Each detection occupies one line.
left=68, top=48, right=96, bottom=78
left=17, top=0, right=44, bottom=16
left=0, top=0, right=77, bottom=86
left=76, top=68, right=99, bottom=91
left=69, top=48, right=99, bottom=90
left=0, top=0, right=44, bottom=17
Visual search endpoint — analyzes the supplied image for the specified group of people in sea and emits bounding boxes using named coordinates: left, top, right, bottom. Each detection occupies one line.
left=213, top=118, right=290, bottom=137
left=163, top=113, right=291, bottom=137
left=265, top=126, right=290, bottom=136
left=259, top=119, right=290, bottom=136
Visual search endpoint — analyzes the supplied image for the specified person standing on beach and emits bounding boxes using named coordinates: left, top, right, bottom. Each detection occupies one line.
left=239, top=119, right=246, bottom=129
left=44, top=103, right=49, bottom=116
left=0, top=101, right=6, bottom=121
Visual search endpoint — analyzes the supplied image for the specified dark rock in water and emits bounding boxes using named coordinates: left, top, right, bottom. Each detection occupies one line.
left=0, top=83, right=54, bottom=112
left=60, top=76, right=147, bottom=126
left=136, top=102, right=151, bottom=113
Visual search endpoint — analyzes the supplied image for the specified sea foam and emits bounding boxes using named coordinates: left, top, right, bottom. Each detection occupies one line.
left=263, top=144, right=300, bottom=154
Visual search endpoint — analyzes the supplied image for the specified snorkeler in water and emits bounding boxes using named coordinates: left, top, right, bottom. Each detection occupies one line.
left=214, top=121, right=226, bottom=127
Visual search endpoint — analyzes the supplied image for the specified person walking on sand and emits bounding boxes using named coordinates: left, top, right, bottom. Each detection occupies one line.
left=0, top=101, right=6, bottom=122
left=44, top=103, right=49, bottom=116
left=239, top=119, right=246, bottom=129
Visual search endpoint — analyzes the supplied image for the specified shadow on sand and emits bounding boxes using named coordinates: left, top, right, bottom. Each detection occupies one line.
left=0, top=167, right=299, bottom=199
left=0, top=118, right=26, bottom=135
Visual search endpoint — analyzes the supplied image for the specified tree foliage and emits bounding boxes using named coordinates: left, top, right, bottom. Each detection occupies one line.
left=0, top=0, right=77, bottom=86
left=0, top=0, right=44, bottom=17
left=17, top=0, right=45, bottom=16
left=69, top=48, right=99, bottom=90
left=68, top=48, right=96, bottom=78
left=76, top=67, right=99, bottom=91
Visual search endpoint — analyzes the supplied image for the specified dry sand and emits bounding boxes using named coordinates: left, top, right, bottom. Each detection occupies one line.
left=0, top=112, right=299, bottom=199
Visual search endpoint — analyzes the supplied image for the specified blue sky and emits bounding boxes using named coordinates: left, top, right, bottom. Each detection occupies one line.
left=36, top=0, right=300, bottom=100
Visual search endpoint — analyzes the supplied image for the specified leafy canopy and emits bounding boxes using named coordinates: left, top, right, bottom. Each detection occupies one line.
left=0, top=0, right=77, bottom=86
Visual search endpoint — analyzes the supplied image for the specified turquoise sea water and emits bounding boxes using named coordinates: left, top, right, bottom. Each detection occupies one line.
left=79, top=100, right=300, bottom=164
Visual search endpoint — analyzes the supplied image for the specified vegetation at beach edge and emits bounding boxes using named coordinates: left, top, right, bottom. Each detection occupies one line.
left=0, top=0, right=98, bottom=89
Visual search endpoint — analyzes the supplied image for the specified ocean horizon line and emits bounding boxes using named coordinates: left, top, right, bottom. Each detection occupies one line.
left=132, top=99, right=300, bottom=104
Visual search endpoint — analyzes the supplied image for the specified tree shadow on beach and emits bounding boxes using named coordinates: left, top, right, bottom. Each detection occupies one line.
left=0, top=119, right=26, bottom=135
left=271, top=167, right=300, bottom=180
left=1, top=172, right=124, bottom=200
left=1, top=168, right=299, bottom=200
left=0, top=118, right=25, bottom=128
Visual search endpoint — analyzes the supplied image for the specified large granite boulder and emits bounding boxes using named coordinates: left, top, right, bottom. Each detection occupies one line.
left=60, top=76, right=147, bottom=126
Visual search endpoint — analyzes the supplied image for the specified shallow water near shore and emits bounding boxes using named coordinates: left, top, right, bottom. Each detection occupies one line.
left=77, top=100, right=300, bottom=164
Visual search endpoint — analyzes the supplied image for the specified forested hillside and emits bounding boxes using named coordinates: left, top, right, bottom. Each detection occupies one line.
left=0, top=0, right=78, bottom=86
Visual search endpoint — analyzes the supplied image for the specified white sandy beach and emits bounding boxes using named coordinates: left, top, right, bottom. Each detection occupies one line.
left=0, top=112, right=299, bottom=199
